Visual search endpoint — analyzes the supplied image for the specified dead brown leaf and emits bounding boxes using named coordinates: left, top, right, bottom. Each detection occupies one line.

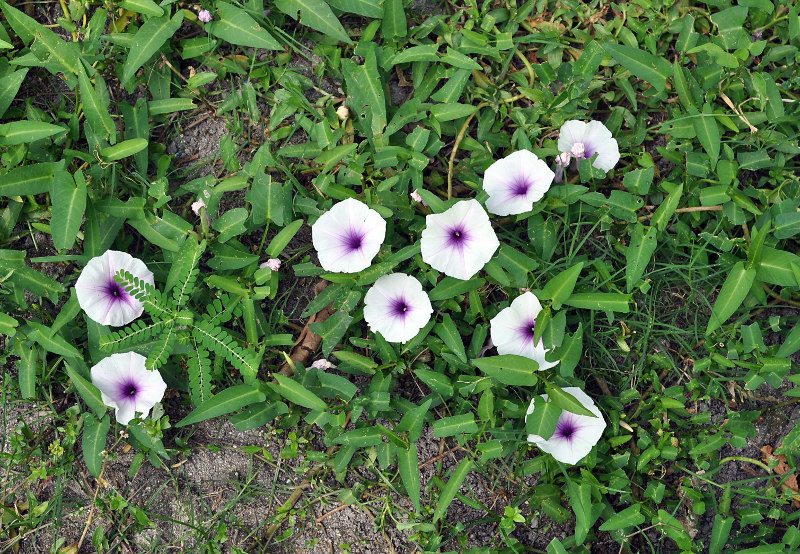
left=278, top=280, right=335, bottom=376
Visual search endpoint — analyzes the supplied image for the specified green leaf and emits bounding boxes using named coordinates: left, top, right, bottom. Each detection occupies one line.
left=0, top=121, right=64, bottom=145
left=274, top=0, right=352, bottom=43
left=429, top=103, right=478, bottom=121
left=0, top=69, right=28, bottom=118
left=326, top=0, right=382, bottom=18
left=692, top=104, right=720, bottom=168
left=397, top=444, right=421, bottom=511
left=165, top=236, right=205, bottom=295
left=545, top=385, right=598, bottom=418
left=473, top=355, right=539, bottom=386
left=599, top=504, right=645, bottom=531
left=0, top=162, right=64, bottom=196
left=341, top=49, right=386, bottom=138
left=50, top=171, right=86, bottom=251
left=0, top=313, right=19, bottom=338
left=14, top=340, right=37, bottom=398
left=396, top=399, right=431, bottom=443
left=709, top=515, right=733, bottom=554
left=705, top=261, right=756, bottom=335
left=247, top=172, right=285, bottom=226
left=540, top=263, right=583, bottom=310
left=176, top=384, right=266, bottom=427
left=552, top=323, right=582, bottom=378
left=267, top=219, right=303, bottom=257
left=526, top=396, right=561, bottom=439
left=66, top=362, right=107, bottom=417
left=82, top=414, right=110, bottom=478
left=757, top=247, right=800, bottom=287
left=432, top=458, right=472, bottom=522
left=77, top=62, right=115, bottom=141
left=120, top=0, right=163, bottom=16
left=382, top=0, right=406, bottom=38
left=27, top=321, right=81, bottom=358
left=230, top=402, right=289, bottom=431
left=428, top=277, right=483, bottom=301
left=148, top=98, right=197, bottom=115
left=122, top=12, right=184, bottom=84
left=332, top=350, right=377, bottom=374
left=271, top=374, right=327, bottom=412
left=651, top=184, right=683, bottom=233
left=777, top=323, right=800, bottom=358
left=333, top=426, right=385, bottom=446
left=623, top=166, right=654, bottom=195
left=414, top=369, right=453, bottom=398
left=212, top=207, right=248, bottom=243
left=309, top=310, right=353, bottom=358
left=625, top=224, right=657, bottom=292
left=563, top=293, right=631, bottom=313
left=602, top=43, right=672, bottom=91
left=100, top=138, right=149, bottom=161
left=773, top=212, right=800, bottom=239
left=434, top=314, right=466, bottom=363
left=206, top=2, right=280, bottom=49
left=433, top=413, right=478, bottom=437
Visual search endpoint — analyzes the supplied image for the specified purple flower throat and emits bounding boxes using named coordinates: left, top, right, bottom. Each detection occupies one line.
left=554, top=415, right=578, bottom=441
left=449, top=225, right=469, bottom=247
left=391, top=297, right=411, bottom=319
left=511, top=178, right=530, bottom=197
left=117, top=379, right=139, bottom=401
left=107, top=280, right=126, bottom=299
left=343, top=229, right=365, bottom=252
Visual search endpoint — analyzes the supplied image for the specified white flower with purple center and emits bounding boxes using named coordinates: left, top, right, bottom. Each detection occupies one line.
left=557, top=120, right=620, bottom=172
left=91, top=352, right=168, bottom=425
left=489, top=292, right=558, bottom=371
left=363, top=273, right=433, bottom=343
left=75, top=250, right=154, bottom=327
left=525, top=387, right=606, bottom=465
left=420, top=199, right=499, bottom=281
left=312, top=198, right=386, bottom=273
left=482, top=150, right=555, bottom=216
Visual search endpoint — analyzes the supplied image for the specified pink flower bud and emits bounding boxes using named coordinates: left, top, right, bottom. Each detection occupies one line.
left=260, top=258, right=281, bottom=271
left=191, top=198, right=206, bottom=215
left=410, top=190, right=423, bottom=203
left=311, top=359, right=334, bottom=370
left=198, top=9, right=212, bottom=22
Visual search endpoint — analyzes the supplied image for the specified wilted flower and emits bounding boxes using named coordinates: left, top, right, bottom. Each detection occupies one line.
left=554, top=152, right=571, bottom=183
left=75, top=250, right=154, bottom=327
left=482, top=150, right=555, bottom=216
left=363, top=273, right=433, bottom=343
left=490, top=292, right=558, bottom=371
left=420, top=199, right=499, bottom=280
left=260, top=258, right=281, bottom=271
left=525, top=387, right=606, bottom=465
left=311, top=359, right=335, bottom=370
left=91, top=352, right=167, bottom=425
left=198, top=9, right=212, bottom=22
left=312, top=198, right=386, bottom=273
left=557, top=120, right=620, bottom=172
left=336, top=105, right=349, bottom=121
left=410, top=189, right=423, bottom=203
left=191, top=198, right=206, bottom=215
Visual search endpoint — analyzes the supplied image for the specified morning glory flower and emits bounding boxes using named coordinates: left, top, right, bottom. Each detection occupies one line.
left=420, top=199, right=499, bottom=280
left=75, top=250, right=154, bottom=327
left=557, top=120, right=620, bottom=172
left=482, top=150, right=555, bottom=216
left=312, top=198, right=386, bottom=273
left=489, top=291, right=558, bottom=372
left=525, top=387, right=606, bottom=465
left=363, top=273, right=433, bottom=343
left=91, top=352, right=167, bottom=425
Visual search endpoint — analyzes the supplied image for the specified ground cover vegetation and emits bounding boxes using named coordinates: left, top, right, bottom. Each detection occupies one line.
left=1, top=0, right=800, bottom=551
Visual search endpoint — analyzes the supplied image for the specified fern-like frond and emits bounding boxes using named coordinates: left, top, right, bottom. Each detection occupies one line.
left=169, top=239, right=205, bottom=308
left=115, top=269, right=174, bottom=320
left=145, top=323, right=177, bottom=370
left=99, top=318, right=174, bottom=351
left=173, top=267, right=199, bottom=308
left=202, top=294, right=242, bottom=325
left=187, top=337, right=212, bottom=406
left=192, top=319, right=258, bottom=381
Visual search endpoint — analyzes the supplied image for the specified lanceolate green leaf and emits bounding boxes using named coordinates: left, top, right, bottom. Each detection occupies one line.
left=540, top=262, right=583, bottom=309
left=100, top=138, right=149, bottom=161
left=0, top=69, right=28, bottom=118
left=122, top=11, right=184, bottom=84
left=397, top=444, right=421, bottom=511
left=327, top=0, right=382, bottom=18
left=206, top=2, right=280, bottom=50
left=708, top=515, right=733, bottom=554
left=625, top=224, right=657, bottom=292
left=706, top=261, right=756, bottom=335
left=651, top=184, right=683, bottom=233
left=563, top=293, right=631, bottom=313
left=599, top=504, right=645, bottom=531
left=545, top=385, right=597, bottom=418
left=692, top=104, right=720, bottom=167
left=267, top=219, right=303, bottom=257
left=473, top=355, right=539, bottom=386
left=77, top=62, right=115, bottom=141
left=602, top=43, right=671, bottom=91
left=50, top=171, right=86, bottom=251
left=0, top=162, right=64, bottom=196
left=82, top=414, right=110, bottom=478
left=66, top=363, right=107, bottom=417
left=434, top=314, right=466, bottom=363
left=271, top=374, right=327, bottom=412
left=432, top=458, right=472, bottom=522
left=176, top=384, right=266, bottom=427
left=274, top=0, right=352, bottom=43
left=0, top=121, right=65, bottom=145
left=342, top=49, right=387, bottom=138
left=14, top=340, right=37, bottom=399
left=382, top=0, right=406, bottom=38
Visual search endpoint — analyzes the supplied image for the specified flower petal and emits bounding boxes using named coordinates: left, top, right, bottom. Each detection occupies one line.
left=582, top=120, right=620, bottom=171
left=312, top=198, right=386, bottom=273
left=91, top=352, right=167, bottom=425
left=490, top=292, right=557, bottom=370
left=420, top=199, right=499, bottom=280
left=364, top=273, right=432, bottom=343
left=483, top=150, right=555, bottom=216
left=557, top=120, right=588, bottom=154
